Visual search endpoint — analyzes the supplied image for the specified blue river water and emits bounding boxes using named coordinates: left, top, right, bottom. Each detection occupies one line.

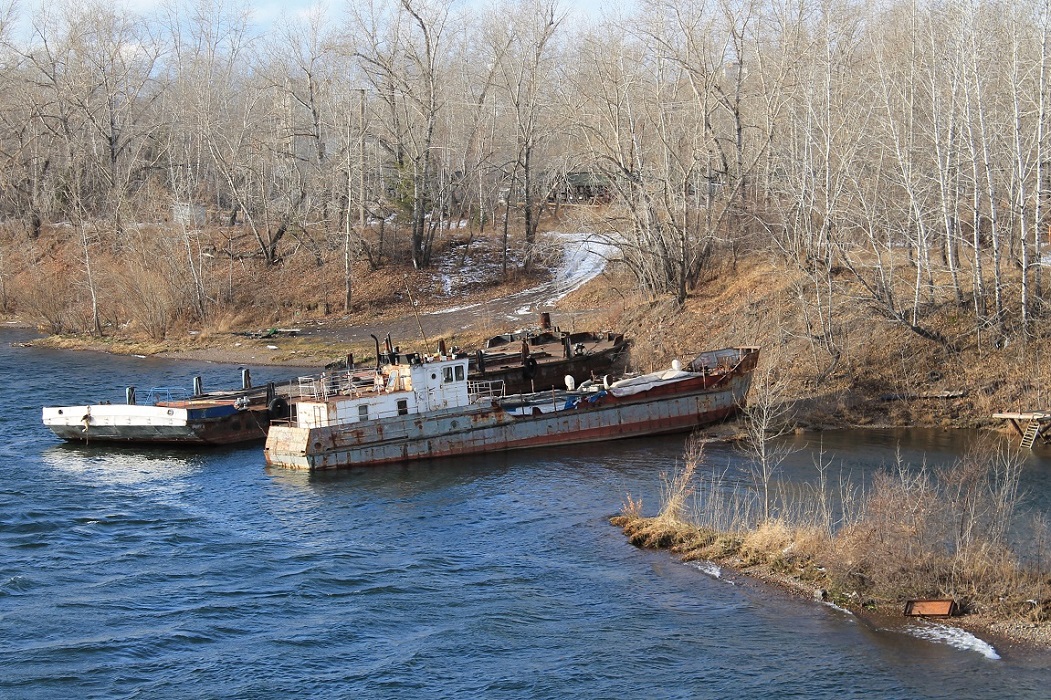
left=1, top=326, right=1049, bottom=699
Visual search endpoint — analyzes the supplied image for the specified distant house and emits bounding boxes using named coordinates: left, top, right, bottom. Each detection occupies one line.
left=548, top=171, right=612, bottom=204
left=171, top=203, right=207, bottom=227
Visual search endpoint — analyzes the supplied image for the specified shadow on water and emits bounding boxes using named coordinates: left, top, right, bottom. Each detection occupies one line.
left=265, top=434, right=706, bottom=487
left=780, top=427, right=1051, bottom=517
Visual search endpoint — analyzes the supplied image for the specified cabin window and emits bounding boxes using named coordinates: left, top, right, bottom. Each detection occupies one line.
left=358, top=405, right=369, bottom=421
left=397, top=399, right=408, bottom=416
left=455, top=365, right=465, bottom=381
left=443, top=366, right=454, bottom=383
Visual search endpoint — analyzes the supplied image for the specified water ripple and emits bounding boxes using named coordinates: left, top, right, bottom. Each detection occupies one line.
left=2, top=330, right=1051, bottom=698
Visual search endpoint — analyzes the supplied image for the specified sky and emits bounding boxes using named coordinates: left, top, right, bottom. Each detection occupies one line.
left=4, top=0, right=626, bottom=56
left=81, top=0, right=620, bottom=32
left=251, top=0, right=619, bottom=31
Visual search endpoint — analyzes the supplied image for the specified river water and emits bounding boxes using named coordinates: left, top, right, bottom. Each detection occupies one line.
left=1, top=326, right=1049, bottom=699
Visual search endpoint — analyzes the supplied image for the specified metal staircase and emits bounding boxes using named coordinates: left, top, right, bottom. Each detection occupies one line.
left=1021, top=421, right=1042, bottom=450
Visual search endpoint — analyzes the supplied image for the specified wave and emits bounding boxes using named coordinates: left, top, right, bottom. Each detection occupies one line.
left=684, top=560, right=735, bottom=584
left=906, top=622, right=1001, bottom=660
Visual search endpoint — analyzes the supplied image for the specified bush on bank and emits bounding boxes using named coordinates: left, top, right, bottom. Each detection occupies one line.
left=613, top=436, right=1051, bottom=630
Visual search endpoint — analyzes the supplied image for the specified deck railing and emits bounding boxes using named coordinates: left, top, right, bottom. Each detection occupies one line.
left=469, top=380, right=506, bottom=400
left=295, top=369, right=378, bottom=399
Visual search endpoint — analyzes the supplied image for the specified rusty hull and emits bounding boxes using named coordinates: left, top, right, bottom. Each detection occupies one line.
left=474, top=330, right=629, bottom=394
left=265, top=347, right=759, bottom=470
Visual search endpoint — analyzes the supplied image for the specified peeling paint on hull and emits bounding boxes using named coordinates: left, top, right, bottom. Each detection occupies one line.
left=265, top=348, right=759, bottom=470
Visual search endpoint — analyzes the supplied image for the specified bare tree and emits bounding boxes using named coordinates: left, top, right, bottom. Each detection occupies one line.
left=350, top=0, right=457, bottom=269
left=740, top=351, right=795, bottom=522
left=491, top=0, right=565, bottom=272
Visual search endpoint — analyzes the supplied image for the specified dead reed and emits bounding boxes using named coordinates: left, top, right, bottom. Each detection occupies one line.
left=613, top=434, right=1051, bottom=625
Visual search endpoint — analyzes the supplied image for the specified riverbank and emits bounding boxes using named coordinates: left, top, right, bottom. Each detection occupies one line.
left=610, top=437, right=1051, bottom=654
left=611, top=511, right=1051, bottom=652
left=11, top=244, right=1051, bottom=435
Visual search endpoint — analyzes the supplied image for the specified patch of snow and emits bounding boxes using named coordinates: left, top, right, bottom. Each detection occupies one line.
left=545, top=232, right=616, bottom=302
left=500, top=232, right=615, bottom=316
left=426, top=231, right=615, bottom=317
left=429, top=302, right=483, bottom=315
left=904, top=622, right=1000, bottom=660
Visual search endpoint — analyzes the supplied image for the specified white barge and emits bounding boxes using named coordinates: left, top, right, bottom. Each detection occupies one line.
left=42, top=373, right=292, bottom=445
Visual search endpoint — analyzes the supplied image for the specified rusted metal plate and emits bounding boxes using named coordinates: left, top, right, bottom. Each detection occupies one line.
left=904, top=599, right=957, bottom=617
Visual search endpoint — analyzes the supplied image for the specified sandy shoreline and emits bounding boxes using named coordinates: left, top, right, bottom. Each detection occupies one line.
left=11, top=326, right=353, bottom=370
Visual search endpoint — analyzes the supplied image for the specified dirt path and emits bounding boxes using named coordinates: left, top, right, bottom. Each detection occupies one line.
left=147, top=233, right=615, bottom=366
left=309, top=232, right=614, bottom=347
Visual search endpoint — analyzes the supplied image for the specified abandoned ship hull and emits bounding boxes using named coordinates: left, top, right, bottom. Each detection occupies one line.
left=264, top=350, right=757, bottom=471
left=474, top=337, right=629, bottom=394
left=475, top=346, right=629, bottom=394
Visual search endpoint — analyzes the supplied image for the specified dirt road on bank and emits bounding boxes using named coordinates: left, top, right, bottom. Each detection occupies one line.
left=306, top=233, right=615, bottom=348
left=154, top=233, right=616, bottom=366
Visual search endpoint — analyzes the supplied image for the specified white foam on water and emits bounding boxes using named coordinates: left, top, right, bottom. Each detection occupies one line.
left=822, top=601, right=854, bottom=616
left=685, top=560, right=734, bottom=583
left=906, top=622, right=1001, bottom=660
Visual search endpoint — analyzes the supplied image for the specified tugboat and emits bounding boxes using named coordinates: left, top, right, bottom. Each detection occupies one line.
left=264, top=346, right=760, bottom=470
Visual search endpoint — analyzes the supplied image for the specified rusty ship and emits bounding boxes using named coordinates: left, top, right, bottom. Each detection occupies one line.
left=369, top=313, right=628, bottom=394
left=469, top=313, right=628, bottom=393
left=263, top=346, right=760, bottom=471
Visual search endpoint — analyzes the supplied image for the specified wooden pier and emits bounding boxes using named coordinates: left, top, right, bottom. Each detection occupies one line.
left=993, top=412, right=1051, bottom=449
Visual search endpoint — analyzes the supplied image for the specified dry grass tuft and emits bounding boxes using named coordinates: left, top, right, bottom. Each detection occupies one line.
left=738, top=520, right=797, bottom=567
left=615, top=432, right=1051, bottom=643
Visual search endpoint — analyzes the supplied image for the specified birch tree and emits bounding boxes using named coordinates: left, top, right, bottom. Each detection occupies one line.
left=492, top=0, right=565, bottom=271
left=351, top=0, right=457, bottom=269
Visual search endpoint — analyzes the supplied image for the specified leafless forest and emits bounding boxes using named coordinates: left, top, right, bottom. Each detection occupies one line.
left=2, top=0, right=1051, bottom=351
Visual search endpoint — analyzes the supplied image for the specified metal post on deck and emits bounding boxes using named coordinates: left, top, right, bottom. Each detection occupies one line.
left=126, top=386, right=136, bottom=405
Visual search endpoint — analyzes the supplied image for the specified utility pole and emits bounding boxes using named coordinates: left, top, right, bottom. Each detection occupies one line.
left=344, top=89, right=368, bottom=313
left=359, top=88, right=366, bottom=238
